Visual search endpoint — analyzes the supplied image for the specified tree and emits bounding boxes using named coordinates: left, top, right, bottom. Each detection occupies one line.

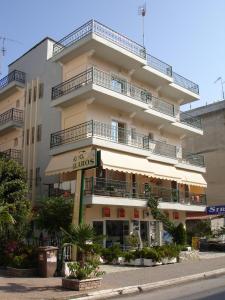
left=35, top=196, right=73, bottom=235
left=0, top=157, right=30, bottom=241
left=146, top=187, right=187, bottom=244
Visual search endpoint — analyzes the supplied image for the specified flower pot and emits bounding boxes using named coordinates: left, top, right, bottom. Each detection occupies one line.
left=6, top=266, right=37, bottom=277
left=153, top=261, right=162, bottom=266
left=143, top=258, right=154, bottom=267
left=62, top=277, right=102, bottom=291
left=128, top=258, right=142, bottom=266
left=118, top=257, right=125, bottom=265
left=161, top=258, right=169, bottom=265
left=168, top=257, right=177, bottom=264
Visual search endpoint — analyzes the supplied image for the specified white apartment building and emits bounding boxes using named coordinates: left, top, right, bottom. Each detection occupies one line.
left=0, top=20, right=207, bottom=246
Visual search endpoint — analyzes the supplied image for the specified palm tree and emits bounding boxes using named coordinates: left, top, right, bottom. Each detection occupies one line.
left=62, top=224, right=99, bottom=266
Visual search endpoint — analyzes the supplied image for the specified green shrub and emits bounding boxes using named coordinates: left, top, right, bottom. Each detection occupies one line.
left=173, top=223, right=186, bottom=245
left=101, top=245, right=122, bottom=263
left=67, top=258, right=104, bottom=280
left=124, top=251, right=136, bottom=262
left=141, top=247, right=160, bottom=262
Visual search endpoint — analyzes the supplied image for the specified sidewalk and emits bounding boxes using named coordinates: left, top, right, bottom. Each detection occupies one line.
left=1, top=253, right=225, bottom=300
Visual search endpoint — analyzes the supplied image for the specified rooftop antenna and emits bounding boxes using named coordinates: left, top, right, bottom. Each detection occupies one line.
left=138, top=2, right=147, bottom=46
left=214, top=77, right=225, bottom=100
left=0, top=36, right=22, bottom=75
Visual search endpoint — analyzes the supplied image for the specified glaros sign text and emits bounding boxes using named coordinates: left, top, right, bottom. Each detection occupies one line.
left=73, top=148, right=97, bottom=171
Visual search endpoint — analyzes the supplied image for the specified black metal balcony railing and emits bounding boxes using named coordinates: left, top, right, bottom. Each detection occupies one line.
left=1, top=149, right=22, bottom=164
left=0, top=70, right=26, bottom=90
left=53, top=20, right=146, bottom=59
left=52, top=67, right=175, bottom=117
left=182, top=149, right=205, bottom=167
left=0, top=108, right=24, bottom=126
left=50, top=120, right=177, bottom=160
left=84, top=177, right=206, bottom=206
left=180, top=111, right=202, bottom=129
left=147, top=54, right=172, bottom=77
left=172, top=72, right=199, bottom=94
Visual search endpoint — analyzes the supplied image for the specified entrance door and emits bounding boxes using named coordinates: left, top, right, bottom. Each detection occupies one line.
left=106, top=220, right=129, bottom=249
left=140, top=221, right=148, bottom=245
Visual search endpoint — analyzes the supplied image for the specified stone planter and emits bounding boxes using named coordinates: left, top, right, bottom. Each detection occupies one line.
left=62, top=277, right=102, bottom=291
left=6, top=266, right=37, bottom=277
left=143, top=258, right=154, bottom=267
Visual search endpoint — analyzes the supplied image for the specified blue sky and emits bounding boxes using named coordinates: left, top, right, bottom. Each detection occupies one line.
left=0, top=0, right=225, bottom=108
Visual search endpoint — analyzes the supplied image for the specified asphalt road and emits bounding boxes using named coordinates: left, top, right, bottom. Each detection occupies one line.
left=118, top=275, right=225, bottom=300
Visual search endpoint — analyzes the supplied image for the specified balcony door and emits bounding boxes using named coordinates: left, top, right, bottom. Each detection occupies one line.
left=111, top=120, right=126, bottom=144
left=111, top=75, right=127, bottom=94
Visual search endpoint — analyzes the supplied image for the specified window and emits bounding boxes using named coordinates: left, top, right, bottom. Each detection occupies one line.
left=16, top=99, right=20, bottom=108
left=39, top=83, right=44, bottom=99
left=37, top=124, right=42, bottom=142
left=33, top=87, right=37, bottom=102
left=111, top=76, right=127, bottom=94
left=26, top=129, right=30, bottom=145
left=28, top=89, right=32, bottom=104
left=14, top=137, right=18, bottom=147
left=36, top=167, right=41, bottom=186
left=31, top=127, right=35, bottom=144
left=131, top=128, right=137, bottom=144
left=111, top=120, right=126, bottom=143
left=29, top=169, right=33, bottom=188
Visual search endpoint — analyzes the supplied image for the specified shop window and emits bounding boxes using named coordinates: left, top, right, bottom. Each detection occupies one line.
left=106, top=220, right=129, bottom=248
left=93, top=221, right=103, bottom=236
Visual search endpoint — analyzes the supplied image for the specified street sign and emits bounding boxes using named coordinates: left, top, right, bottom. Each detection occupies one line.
left=73, top=148, right=97, bottom=171
left=206, top=205, right=225, bottom=215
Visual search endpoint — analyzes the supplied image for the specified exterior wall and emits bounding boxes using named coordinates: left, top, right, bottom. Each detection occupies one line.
left=0, top=130, right=23, bottom=152
left=184, top=103, right=225, bottom=205
left=8, top=39, right=62, bottom=202
left=0, top=89, right=24, bottom=112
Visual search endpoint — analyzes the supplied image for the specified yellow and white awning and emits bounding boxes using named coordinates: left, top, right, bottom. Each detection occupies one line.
left=100, top=149, right=182, bottom=182
left=45, top=148, right=207, bottom=187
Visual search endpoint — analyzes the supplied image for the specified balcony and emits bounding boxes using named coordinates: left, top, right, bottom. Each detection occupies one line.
left=52, top=67, right=176, bottom=124
left=0, top=108, right=24, bottom=134
left=1, top=149, right=22, bottom=164
left=0, top=70, right=26, bottom=100
left=50, top=120, right=177, bottom=161
left=172, top=72, right=199, bottom=95
left=52, top=20, right=146, bottom=69
left=179, top=111, right=202, bottom=129
left=181, top=150, right=205, bottom=167
left=84, top=177, right=206, bottom=208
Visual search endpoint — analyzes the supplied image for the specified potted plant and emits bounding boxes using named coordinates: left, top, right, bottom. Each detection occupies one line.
left=61, top=224, right=105, bottom=291
left=6, top=242, right=38, bottom=277
left=142, top=247, right=160, bottom=267
left=124, top=249, right=142, bottom=266
left=101, top=245, right=122, bottom=264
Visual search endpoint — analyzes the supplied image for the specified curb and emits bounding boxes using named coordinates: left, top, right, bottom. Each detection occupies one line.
left=70, top=268, right=225, bottom=300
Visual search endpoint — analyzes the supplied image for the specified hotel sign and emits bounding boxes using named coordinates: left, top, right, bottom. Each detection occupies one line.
left=73, top=148, right=98, bottom=171
left=206, top=205, right=225, bottom=215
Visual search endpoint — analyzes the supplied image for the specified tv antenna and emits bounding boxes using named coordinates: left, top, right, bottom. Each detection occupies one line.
left=138, top=2, right=147, bottom=46
left=214, top=77, right=225, bottom=100
left=0, top=36, right=22, bottom=75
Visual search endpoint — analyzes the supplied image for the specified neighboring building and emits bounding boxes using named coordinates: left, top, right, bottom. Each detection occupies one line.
left=0, top=20, right=207, bottom=246
left=184, top=100, right=225, bottom=212
left=0, top=38, right=62, bottom=203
